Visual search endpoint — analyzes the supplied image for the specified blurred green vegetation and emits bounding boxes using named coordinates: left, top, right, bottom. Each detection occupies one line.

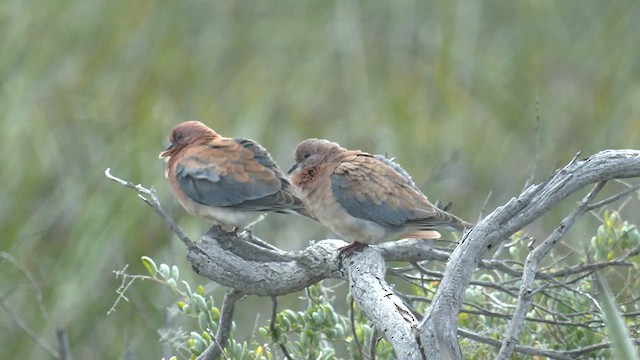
left=1, top=0, right=640, bottom=358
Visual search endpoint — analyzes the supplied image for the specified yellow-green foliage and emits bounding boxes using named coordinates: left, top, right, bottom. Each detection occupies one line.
left=2, top=1, right=640, bottom=359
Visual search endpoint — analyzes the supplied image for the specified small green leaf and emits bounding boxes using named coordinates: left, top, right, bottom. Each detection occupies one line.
left=201, top=331, right=212, bottom=343
left=159, top=264, right=170, bottom=279
left=312, top=311, right=323, bottom=326
left=193, top=294, right=207, bottom=311
left=283, top=309, right=297, bottom=321
left=198, top=312, right=208, bottom=331
left=171, top=265, right=180, bottom=281
left=182, top=281, right=193, bottom=298
left=167, top=278, right=177, bottom=291
left=211, top=307, right=220, bottom=321
left=321, top=304, right=336, bottom=325
left=141, top=256, right=158, bottom=276
left=190, top=331, right=205, bottom=343
left=189, top=332, right=207, bottom=354
left=281, top=315, right=291, bottom=331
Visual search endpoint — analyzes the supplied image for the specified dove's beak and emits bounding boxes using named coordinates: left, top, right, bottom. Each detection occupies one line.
left=159, top=142, right=175, bottom=159
left=287, top=163, right=299, bottom=175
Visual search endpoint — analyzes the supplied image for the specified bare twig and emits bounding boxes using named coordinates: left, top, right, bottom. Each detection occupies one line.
left=108, top=265, right=187, bottom=315
left=104, top=168, right=195, bottom=250
left=350, top=296, right=365, bottom=359
left=563, top=338, right=640, bottom=357
left=196, top=289, right=243, bottom=360
left=56, top=329, right=72, bottom=360
left=270, top=297, right=292, bottom=360
left=460, top=328, right=572, bottom=360
left=498, top=181, right=606, bottom=359
left=0, top=294, right=59, bottom=358
left=420, top=149, right=640, bottom=359
left=369, top=327, right=379, bottom=360
left=0, top=252, right=47, bottom=317
left=108, top=265, right=136, bottom=315
left=478, top=188, right=493, bottom=221
left=462, top=327, right=640, bottom=358
left=586, top=184, right=640, bottom=210
left=525, top=95, right=542, bottom=188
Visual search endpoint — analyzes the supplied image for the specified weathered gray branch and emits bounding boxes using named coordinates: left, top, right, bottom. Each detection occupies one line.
left=104, top=168, right=195, bottom=251
left=419, top=149, right=640, bottom=359
left=106, top=170, right=446, bottom=357
left=497, top=181, right=605, bottom=359
left=343, top=247, right=424, bottom=360
left=107, top=149, right=640, bottom=359
left=187, top=227, right=344, bottom=296
left=186, top=229, right=427, bottom=357
left=497, top=182, right=640, bottom=359
left=197, top=289, right=243, bottom=360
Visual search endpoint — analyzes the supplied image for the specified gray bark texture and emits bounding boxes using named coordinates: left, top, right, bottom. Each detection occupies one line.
left=186, top=230, right=435, bottom=357
left=108, top=148, right=640, bottom=359
left=419, top=149, right=640, bottom=359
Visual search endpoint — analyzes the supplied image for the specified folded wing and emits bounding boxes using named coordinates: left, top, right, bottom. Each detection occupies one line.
left=331, top=153, right=467, bottom=230
left=176, top=138, right=304, bottom=212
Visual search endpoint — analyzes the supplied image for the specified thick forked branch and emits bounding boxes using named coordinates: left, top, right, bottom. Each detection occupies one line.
left=106, top=170, right=444, bottom=356
left=186, top=227, right=344, bottom=296
left=187, top=229, right=428, bottom=355
left=419, top=149, right=640, bottom=359
left=107, top=149, right=640, bottom=359
left=343, top=247, right=424, bottom=360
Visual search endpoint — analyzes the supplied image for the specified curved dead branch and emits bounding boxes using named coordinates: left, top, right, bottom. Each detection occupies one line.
left=419, top=149, right=640, bottom=359
left=107, top=149, right=640, bottom=359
